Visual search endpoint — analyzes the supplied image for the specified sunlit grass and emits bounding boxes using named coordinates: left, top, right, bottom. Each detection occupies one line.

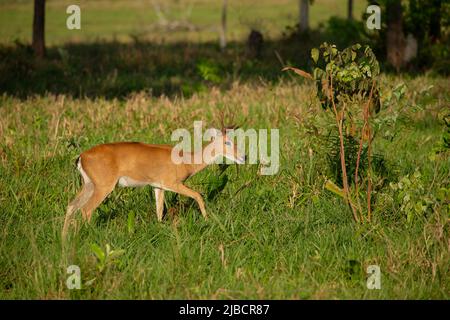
left=0, top=77, right=448, bottom=299
left=0, top=0, right=448, bottom=300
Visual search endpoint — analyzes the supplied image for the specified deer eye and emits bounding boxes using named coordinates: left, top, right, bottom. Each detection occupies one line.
left=225, top=141, right=232, bottom=146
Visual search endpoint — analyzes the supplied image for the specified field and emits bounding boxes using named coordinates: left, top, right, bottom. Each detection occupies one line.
left=0, top=0, right=367, bottom=44
left=0, top=0, right=449, bottom=299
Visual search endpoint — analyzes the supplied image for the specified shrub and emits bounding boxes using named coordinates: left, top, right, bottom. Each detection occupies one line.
left=285, top=42, right=383, bottom=223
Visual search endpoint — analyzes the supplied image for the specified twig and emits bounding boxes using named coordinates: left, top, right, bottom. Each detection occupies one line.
left=354, top=81, right=376, bottom=222
left=329, top=73, right=360, bottom=223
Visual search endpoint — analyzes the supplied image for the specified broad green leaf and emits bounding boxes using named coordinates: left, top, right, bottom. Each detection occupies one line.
left=313, top=67, right=325, bottom=80
left=325, top=180, right=345, bottom=198
left=127, top=211, right=135, bottom=234
left=91, top=243, right=105, bottom=262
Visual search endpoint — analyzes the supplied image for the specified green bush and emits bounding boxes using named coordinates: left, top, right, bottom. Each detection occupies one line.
left=389, top=170, right=434, bottom=225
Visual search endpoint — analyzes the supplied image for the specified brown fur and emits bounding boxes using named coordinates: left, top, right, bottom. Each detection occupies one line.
left=62, top=134, right=243, bottom=239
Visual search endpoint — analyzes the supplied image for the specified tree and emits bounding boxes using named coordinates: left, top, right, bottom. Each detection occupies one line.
left=428, top=0, right=441, bottom=43
left=348, top=0, right=353, bottom=20
left=407, top=0, right=443, bottom=44
left=299, top=0, right=309, bottom=32
left=386, top=0, right=405, bottom=71
left=32, top=0, right=46, bottom=58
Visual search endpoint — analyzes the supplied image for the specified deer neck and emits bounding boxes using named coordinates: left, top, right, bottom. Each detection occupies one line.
left=187, top=142, right=218, bottom=176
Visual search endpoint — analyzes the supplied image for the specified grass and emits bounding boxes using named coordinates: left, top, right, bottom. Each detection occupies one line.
left=0, top=77, right=449, bottom=299
left=0, top=0, right=449, bottom=300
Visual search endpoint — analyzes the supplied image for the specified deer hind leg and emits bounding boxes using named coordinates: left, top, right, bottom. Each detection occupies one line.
left=63, top=158, right=96, bottom=239
left=169, top=183, right=207, bottom=220
left=62, top=182, right=94, bottom=239
left=80, top=181, right=116, bottom=222
left=154, top=188, right=165, bottom=222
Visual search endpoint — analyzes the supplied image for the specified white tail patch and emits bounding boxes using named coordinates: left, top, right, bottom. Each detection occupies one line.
left=77, top=158, right=92, bottom=184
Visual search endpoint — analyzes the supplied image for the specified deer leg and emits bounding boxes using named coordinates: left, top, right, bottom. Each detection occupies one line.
left=81, top=182, right=116, bottom=222
left=154, top=188, right=165, bottom=221
left=62, top=182, right=94, bottom=239
left=169, top=184, right=207, bottom=220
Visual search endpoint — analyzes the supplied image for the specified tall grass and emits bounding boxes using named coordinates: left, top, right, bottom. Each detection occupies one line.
left=0, top=77, right=449, bottom=299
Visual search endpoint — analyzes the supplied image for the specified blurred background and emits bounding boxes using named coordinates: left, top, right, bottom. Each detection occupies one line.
left=1, top=0, right=369, bottom=44
left=0, top=0, right=448, bottom=98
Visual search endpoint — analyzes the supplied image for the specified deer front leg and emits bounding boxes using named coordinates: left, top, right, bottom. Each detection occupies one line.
left=154, top=188, right=165, bottom=221
left=169, top=183, right=208, bottom=220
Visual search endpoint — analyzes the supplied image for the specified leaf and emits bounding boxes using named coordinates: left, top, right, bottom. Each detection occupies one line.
left=311, top=48, right=319, bottom=64
left=282, top=67, right=313, bottom=80
left=127, top=211, right=135, bottom=234
left=324, top=179, right=345, bottom=198
left=313, top=67, right=325, bottom=80
left=90, top=243, right=105, bottom=262
left=331, top=46, right=338, bottom=58
left=108, top=249, right=125, bottom=260
left=84, top=278, right=96, bottom=287
left=352, top=43, right=362, bottom=51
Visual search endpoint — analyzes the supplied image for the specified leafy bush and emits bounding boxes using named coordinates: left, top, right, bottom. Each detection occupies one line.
left=441, top=114, right=450, bottom=151
left=325, top=133, right=388, bottom=188
left=430, top=40, right=450, bottom=75
left=285, top=42, right=384, bottom=223
left=197, top=59, right=223, bottom=84
left=389, top=170, right=434, bottom=225
left=311, top=42, right=381, bottom=112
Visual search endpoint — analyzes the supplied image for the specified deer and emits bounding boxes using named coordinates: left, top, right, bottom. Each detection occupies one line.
left=62, top=127, right=245, bottom=239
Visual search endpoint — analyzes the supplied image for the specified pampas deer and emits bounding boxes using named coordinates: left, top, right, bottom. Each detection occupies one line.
left=62, top=128, right=245, bottom=238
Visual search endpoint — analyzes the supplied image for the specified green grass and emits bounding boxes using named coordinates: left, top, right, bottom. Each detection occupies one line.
left=0, top=77, right=449, bottom=299
left=0, top=0, right=449, bottom=300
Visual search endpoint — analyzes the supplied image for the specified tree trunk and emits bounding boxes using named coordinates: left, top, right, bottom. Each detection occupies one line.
left=386, top=0, right=405, bottom=71
left=347, top=0, right=353, bottom=20
left=219, top=0, right=227, bottom=50
left=299, top=0, right=309, bottom=33
left=32, top=0, right=46, bottom=58
left=429, top=0, right=441, bottom=43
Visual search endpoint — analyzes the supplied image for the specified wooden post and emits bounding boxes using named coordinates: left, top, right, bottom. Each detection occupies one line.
left=348, top=0, right=353, bottom=20
left=32, top=0, right=46, bottom=58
